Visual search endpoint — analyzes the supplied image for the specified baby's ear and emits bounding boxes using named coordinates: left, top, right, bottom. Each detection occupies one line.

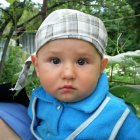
left=31, top=53, right=39, bottom=76
left=101, top=58, right=108, bottom=72
left=31, top=53, right=37, bottom=66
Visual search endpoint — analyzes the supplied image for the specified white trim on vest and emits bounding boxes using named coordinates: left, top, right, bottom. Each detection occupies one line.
left=109, top=108, right=130, bottom=140
left=31, top=97, right=43, bottom=140
left=66, top=96, right=111, bottom=140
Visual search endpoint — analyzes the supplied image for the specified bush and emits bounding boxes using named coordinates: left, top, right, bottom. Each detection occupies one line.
left=0, top=46, right=23, bottom=84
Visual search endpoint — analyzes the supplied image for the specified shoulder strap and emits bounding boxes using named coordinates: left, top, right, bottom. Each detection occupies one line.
left=109, top=108, right=130, bottom=140
left=30, top=97, right=43, bottom=140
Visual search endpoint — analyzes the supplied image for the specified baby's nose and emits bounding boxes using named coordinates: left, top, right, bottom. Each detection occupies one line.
left=62, top=63, right=76, bottom=80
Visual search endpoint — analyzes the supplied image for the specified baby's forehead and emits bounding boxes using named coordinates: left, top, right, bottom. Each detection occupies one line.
left=37, top=38, right=100, bottom=57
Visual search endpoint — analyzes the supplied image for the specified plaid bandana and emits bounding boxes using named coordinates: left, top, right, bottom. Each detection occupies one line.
left=36, top=9, right=107, bottom=55
left=12, top=9, right=108, bottom=91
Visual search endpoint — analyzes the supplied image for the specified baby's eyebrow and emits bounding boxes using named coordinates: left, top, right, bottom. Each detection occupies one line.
left=43, top=49, right=61, bottom=54
left=46, top=50, right=63, bottom=55
left=74, top=51, right=94, bottom=56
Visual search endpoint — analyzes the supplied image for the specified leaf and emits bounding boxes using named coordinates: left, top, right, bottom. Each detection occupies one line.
left=110, top=85, right=140, bottom=104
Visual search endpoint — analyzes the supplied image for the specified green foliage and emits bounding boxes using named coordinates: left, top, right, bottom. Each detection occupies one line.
left=106, top=54, right=140, bottom=80
left=95, top=0, right=139, bottom=55
left=25, top=71, right=40, bottom=96
left=110, top=85, right=140, bottom=104
left=19, top=1, right=42, bottom=31
left=0, top=46, right=23, bottom=84
left=110, top=85, right=140, bottom=116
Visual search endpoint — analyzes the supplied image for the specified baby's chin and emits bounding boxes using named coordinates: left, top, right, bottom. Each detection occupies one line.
left=56, top=95, right=85, bottom=103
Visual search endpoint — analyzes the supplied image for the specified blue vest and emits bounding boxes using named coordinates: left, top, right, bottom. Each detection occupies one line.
left=28, top=73, right=140, bottom=140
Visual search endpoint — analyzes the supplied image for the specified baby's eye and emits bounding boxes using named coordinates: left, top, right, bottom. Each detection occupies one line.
left=50, top=58, right=61, bottom=64
left=77, top=58, right=87, bottom=65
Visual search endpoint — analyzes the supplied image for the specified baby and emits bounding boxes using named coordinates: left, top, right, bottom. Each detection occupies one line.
left=17, top=9, right=140, bottom=140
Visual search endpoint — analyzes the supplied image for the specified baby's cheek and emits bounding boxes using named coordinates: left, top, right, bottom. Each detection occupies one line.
left=41, top=77, right=54, bottom=89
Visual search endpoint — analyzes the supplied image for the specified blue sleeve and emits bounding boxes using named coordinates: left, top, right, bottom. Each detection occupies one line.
left=0, top=103, right=36, bottom=140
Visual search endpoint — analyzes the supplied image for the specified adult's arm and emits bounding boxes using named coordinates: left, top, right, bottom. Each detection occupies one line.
left=0, top=119, right=21, bottom=140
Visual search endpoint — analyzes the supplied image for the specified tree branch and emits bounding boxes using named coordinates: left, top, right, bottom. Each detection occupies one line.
left=17, top=12, right=41, bottom=28
left=0, top=7, right=15, bottom=26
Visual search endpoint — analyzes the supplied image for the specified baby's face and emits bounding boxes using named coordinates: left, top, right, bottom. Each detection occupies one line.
left=32, top=39, right=107, bottom=102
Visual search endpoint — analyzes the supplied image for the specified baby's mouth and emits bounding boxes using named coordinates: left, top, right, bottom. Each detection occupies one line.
left=59, top=85, right=76, bottom=92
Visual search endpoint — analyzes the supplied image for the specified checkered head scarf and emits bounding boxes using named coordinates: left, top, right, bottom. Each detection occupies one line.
left=12, top=9, right=108, bottom=91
